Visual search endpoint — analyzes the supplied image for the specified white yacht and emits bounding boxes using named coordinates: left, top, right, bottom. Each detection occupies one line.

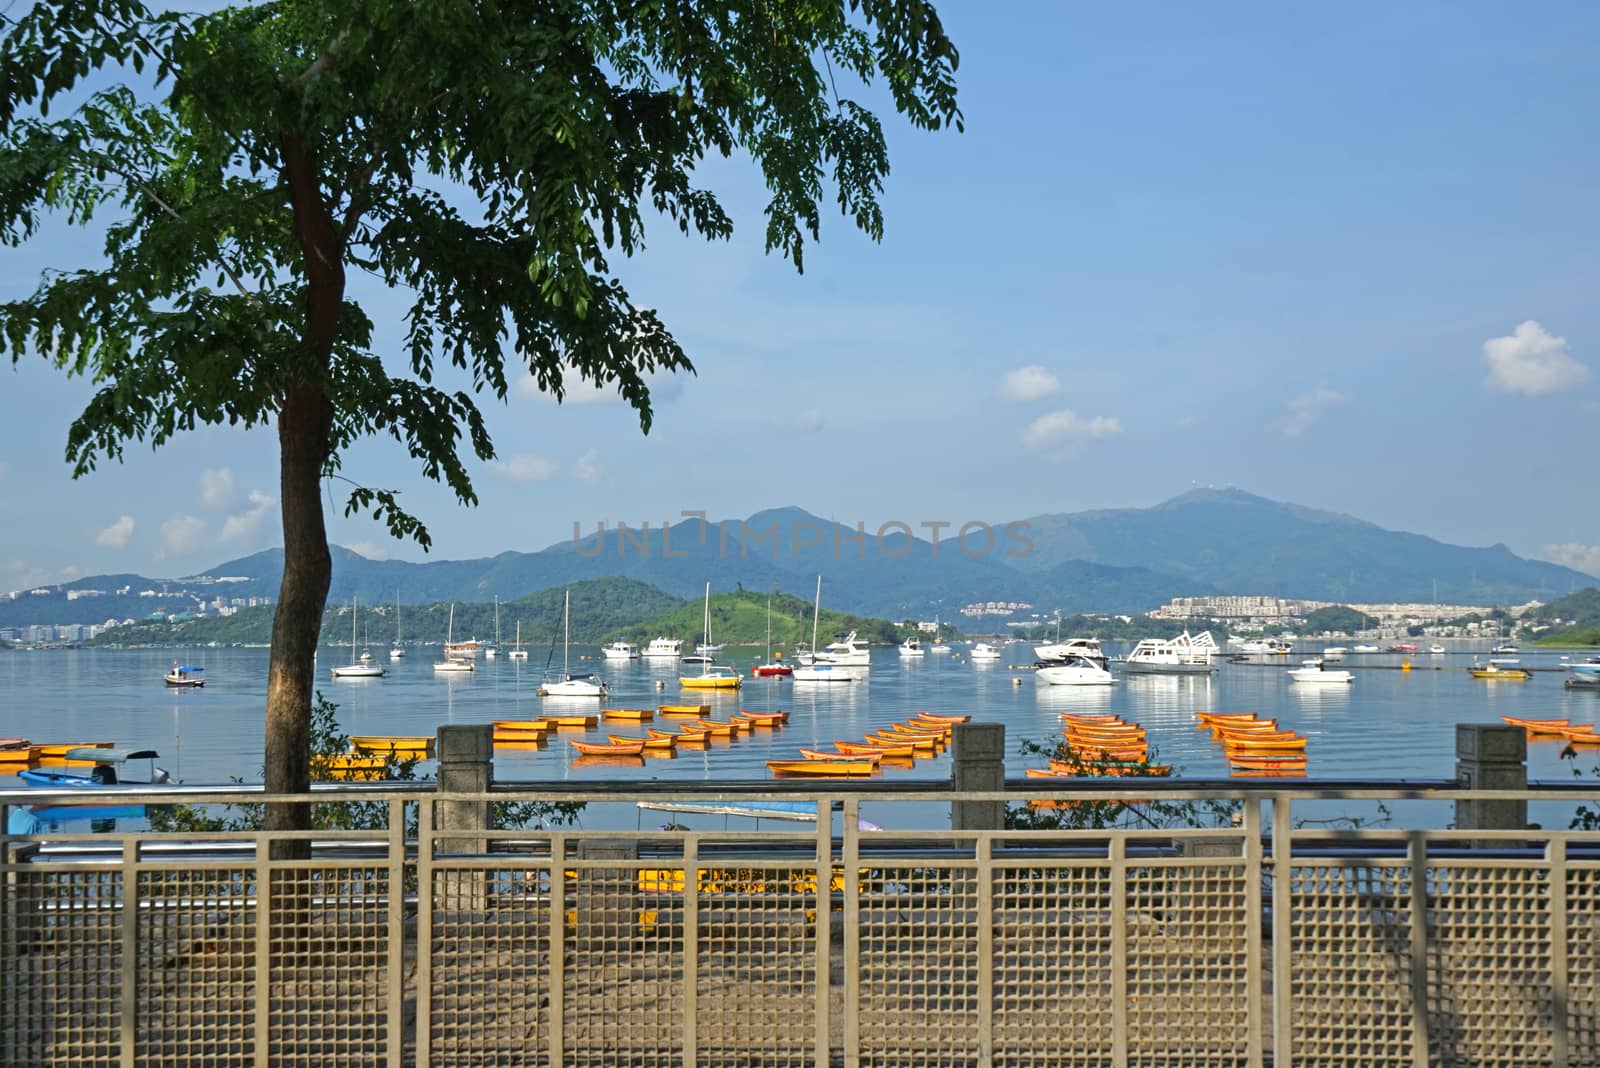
left=969, top=642, right=1002, bottom=661
left=641, top=637, right=683, bottom=659
left=899, top=636, right=925, bottom=656
left=1288, top=659, right=1353, bottom=685
left=1428, top=644, right=1446, bottom=655
left=1352, top=643, right=1380, bottom=654
left=1322, top=646, right=1348, bottom=661
left=433, top=605, right=476, bottom=673
left=1036, top=654, right=1115, bottom=686
left=1118, top=631, right=1216, bottom=674
left=1035, top=636, right=1105, bottom=663
left=601, top=641, right=639, bottom=660
left=792, top=663, right=858, bottom=683
left=814, top=630, right=871, bottom=666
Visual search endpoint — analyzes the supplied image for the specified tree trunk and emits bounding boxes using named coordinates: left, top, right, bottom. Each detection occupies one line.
left=263, top=386, right=334, bottom=857
left=264, top=129, right=345, bottom=858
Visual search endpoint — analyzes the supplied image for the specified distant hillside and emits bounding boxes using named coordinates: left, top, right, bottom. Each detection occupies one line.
left=1526, top=587, right=1600, bottom=646
left=1012, top=489, right=1593, bottom=605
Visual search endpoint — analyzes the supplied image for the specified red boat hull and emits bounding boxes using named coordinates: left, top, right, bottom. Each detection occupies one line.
left=751, top=665, right=793, bottom=677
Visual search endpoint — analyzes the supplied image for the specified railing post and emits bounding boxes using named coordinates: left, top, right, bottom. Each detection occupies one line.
left=435, top=724, right=492, bottom=854
left=1455, top=724, right=1526, bottom=848
left=951, top=723, right=1006, bottom=831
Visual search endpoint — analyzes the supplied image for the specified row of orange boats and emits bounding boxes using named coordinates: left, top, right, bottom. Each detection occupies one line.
left=1196, top=712, right=1308, bottom=776
left=1501, top=716, right=1600, bottom=746
left=1, top=738, right=116, bottom=770
left=766, top=712, right=972, bottom=777
left=558, top=707, right=793, bottom=760
left=1024, top=714, right=1172, bottom=779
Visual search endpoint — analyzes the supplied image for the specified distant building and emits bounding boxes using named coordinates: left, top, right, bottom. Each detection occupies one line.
left=66, top=589, right=105, bottom=601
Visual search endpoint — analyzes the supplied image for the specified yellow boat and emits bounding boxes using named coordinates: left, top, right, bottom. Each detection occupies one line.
left=0, top=743, right=40, bottom=765
left=866, top=731, right=938, bottom=753
left=799, top=748, right=881, bottom=764
left=570, top=738, right=645, bottom=756
left=834, top=740, right=917, bottom=758
left=733, top=710, right=789, bottom=727
left=536, top=715, right=599, bottom=729
left=911, top=712, right=971, bottom=724
left=659, top=704, right=711, bottom=717
left=652, top=727, right=709, bottom=747
left=35, top=741, right=114, bottom=759
left=767, top=759, right=878, bottom=777
left=602, top=708, right=655, bottom=722
left=612, top=733, right=676, bottom=751
left=690, top=719, right=742, bottom=738
left=679, top=666, right=743, bottom=690
left=1470, top=661, right=1531, bottom=680
left=350, top=735, right=435, bottom=757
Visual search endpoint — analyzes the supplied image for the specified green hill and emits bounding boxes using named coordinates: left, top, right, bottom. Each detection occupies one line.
left=1526, top=587, right=1600, bottom=646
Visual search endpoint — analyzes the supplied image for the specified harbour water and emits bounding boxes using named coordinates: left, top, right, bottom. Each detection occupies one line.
left=2, top=643, right=1595, bottom=790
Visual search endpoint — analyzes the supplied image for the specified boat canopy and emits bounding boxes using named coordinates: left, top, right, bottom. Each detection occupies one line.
left=64, top=747, right=160, bottom=763
left=176, top=666, right=204, bottom=672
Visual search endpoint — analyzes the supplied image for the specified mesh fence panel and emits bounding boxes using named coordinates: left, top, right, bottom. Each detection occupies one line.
left=1126, top=861, right=1251, bottom=1067
left=1571, top=866, right=1600, bottom=1067
left=991, top=863, right=1114, bottom=1067
left=2, top=867, right=122, bottom=1067
left=135, top=867, right=257, bottom=1066
left=266, top=866, right=389, bottom=1065
left=857, top=863, right=980, bottom=1068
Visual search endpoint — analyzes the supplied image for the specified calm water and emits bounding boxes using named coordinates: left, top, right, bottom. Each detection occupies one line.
left=3, top=643, right=1596, bottom=790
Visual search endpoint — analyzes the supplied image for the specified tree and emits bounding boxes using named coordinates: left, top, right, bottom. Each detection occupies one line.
left=1, top=0, right=960, bottom=844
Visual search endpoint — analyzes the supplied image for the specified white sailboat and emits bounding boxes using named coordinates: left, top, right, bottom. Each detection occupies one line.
left=389, top=590, right=405, bottom=659
left=508, top=620, right=529, bottom=661
left=332, top=596, right=385, bottom=678
left=793, top=576, right=857, bottom=683
left=680, top=583, right=742, bottom=689
left=538, top=590, right=607, bottom=697
left=681, top=583, right=718, bottom=666
left=434, top=605, right=476, bottom=673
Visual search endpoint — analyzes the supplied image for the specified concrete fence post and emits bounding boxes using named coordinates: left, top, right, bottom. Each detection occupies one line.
left=951, top=723, right=1006, bottom=831
left=1456, top=723, right=1527, bottom=848
left=435, top=724, right=492, bottom=854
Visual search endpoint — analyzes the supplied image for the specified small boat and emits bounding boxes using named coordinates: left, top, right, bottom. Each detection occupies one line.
left=1470, top=658, right=1531, bottom=680
left=34, top=741, right=113, bottom=759
left=1288, top=660, right=1354, bottom=685
left=538, top=590, right=608, bottom=698
left=508, top=621, right=529, bottom=661
left=601, top=641, right=639, bottom=660
left=537, top=714, right=599, bottom=729
left=766, top=759, right=878, bottom=777
left=602, top=708, right=655, bottom=722
left=1352, top=644, right=1380, bottom=654
left=1389, top=643, right=1419, bottom=654
left=1491, top=642, right=1520, bottom=655
left=866, top=731, right=939, bottom=753
left=434, top=605, right=476, bottom=673
left=641, top=637, right=683, bottom=659
left=350, top=735, right=435, bottom=756
left=612, top=733, right=676, bottom=751
left=1321, top=646, right=1348, bottom=661
left=690, top=719, right=744, bottom=738
left=799, top=748, right=882, bottom=764
left=792, top=663, right=857, bottom=682
left=752, top=597, right=793, bottom=676
left=321, top=754, right=390, bottom=779
left=680, top=664, right=743, bottom=690
left=658, top=703, right=711, bottom=717
left=912, top=712, right=971, bottom=724
left=1222, top=734, right=1307, bottom=752
left=651, top=727, right=710, bottom=746
left=732, top=710, right=789, bottom=727
left=834, top=739, right=917, bottom=758
left=332, top=596, right=386, bottom=677
left=570, top=753, right=646, bottom=769
left=19, top=747, right=170, bottom=788
left=1562, top=728, right=1600, bottom=746
left=1502, top=715, right=1570, bottom=736
left=1565, top=656, right=1600, bottom=686
left=164, top=664, right=205, bottom=687
left=569, top=738, right=645, bottom=756
left=0, top=741, right=40, bottom=765
left=899, top=636, right=925, bottom=657
left=968, top=642, right=1002, bottom=661
left=1429, top=645, right=1446, bottom=655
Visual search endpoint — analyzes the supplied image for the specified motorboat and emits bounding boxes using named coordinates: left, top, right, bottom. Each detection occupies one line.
left=1352, top=643, right=1380, bottom=654
left=792, top=663, right=858, bottom=683
left=899, top=636, right=925, bottom=657
left=434, top=605, right=477, bottom=673
left=1567, top=657, right=1600, bottom=687
left=1470, top=658, right=1530, bottom=681
left=163, top=663, right=205, bottom=687
left=814, top=630, right=871, bottom=666
left=679, top=664, right=742, bottom=690
left=1288, top=659, right=1353, bottom=684
left=601, top=641, right=639, bottom=660
left=641, top=637, right=683, bottom=658
left=1036, top=633, right=1104, bottom=663
left=1119, top=632, right=1217, bottom=674
left=1229, top=637, right=1269, bottom=653
left=1428, top=644, right=1446, bottom=655
left=1265, top=637, right=1294, bottom=655
left=1321, top=646, right=1348, bottom=661
left=539, top=590, right=607, bottom=697
left=332, top=596, right=386, bottom=678
left=1491, top=642, right=1519, bottom=655
left=13, top=747, right=171, bottom=830
left=1389, top=643, right=1419, bottom=654
left=1035, top=654, right=1115, bottom=686
left=969, top=642, right=1002, bottom=661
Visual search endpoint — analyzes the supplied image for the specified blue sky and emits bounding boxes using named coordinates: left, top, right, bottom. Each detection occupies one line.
left=3, top=1, right=1598, bottom=588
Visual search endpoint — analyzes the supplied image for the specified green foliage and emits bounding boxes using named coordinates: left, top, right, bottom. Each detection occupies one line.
left=1528, top=587, right=1600, bottom=646
left=1301, top=605, right=1379, bottom=633
left=1005, top=736, right=1240, bottom=831
left=1562, top=744, right=1600, bottom=831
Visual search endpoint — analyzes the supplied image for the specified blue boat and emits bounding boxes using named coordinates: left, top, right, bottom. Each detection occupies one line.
left=11, top=747, right=170, bottom=832
left=164, top=663, right=205, bottom=687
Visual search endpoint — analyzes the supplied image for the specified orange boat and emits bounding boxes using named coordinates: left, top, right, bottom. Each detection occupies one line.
left=1067, top=726, right=1146, bottom=742
left=866, top=732, right=939, bottom=753
left=692, top=719, right=743, bottom=738
left=767, top=759, right=878, bottom=777
left=911, top=712, right=971, bottom=724
left=658, top=704, right=711, bottom=717
left=1502, top=716, right=1571, bottom=736
left=612, top=733, right=675, bottom=751
left=1046, top=760, right=1172, bottom=778
left=1224, top=737, right=1308, bottom=753
left=538, top=715, right=599, bottom=730
left=602, top=708, right=655, bottom=722
left=1062, top=714, right=1125, bottom=724
left=570, top=738, right=645, bottom=756
left=735, top=710, right=790, bottom=726
left=1561, top=727, right=1600, bottom=746
left=651, top=727, right=709, bottom=747
left=835, top=740, right=918, bottom=758
left=799, top=748, right=882, bottom=764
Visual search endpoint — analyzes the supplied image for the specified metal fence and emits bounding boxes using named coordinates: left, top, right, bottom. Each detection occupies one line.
left=4, top=780, right=1599, bottom=1067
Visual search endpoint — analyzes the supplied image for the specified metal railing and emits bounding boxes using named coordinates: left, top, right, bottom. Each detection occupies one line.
left=4, top=778, right=1599, bottom=1067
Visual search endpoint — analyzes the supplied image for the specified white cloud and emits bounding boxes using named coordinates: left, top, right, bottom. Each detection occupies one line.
left=515, top=363, right=686, bottom=408
left=159, top=515, right=207, bottom=557
left=1482, top=320, right=1589, bottom=396
left=999, top=365, right=1062, bottom=403
left=95, top=515, right=135, bottom=549
left=1278, top=386, right=1348, bottom=439
left=1542, top=543, right=1600, bottom=578
left=220, top=490, right=276, bottom=542
left=199, top=467, right=236, bottom=509
left=346, top=541, right=392, bottom=561
left=491, top=454, right=559, bottom=481
left=1022, top=409, right=1122, bottom=447
left=574, top=449, right=603, bottom=484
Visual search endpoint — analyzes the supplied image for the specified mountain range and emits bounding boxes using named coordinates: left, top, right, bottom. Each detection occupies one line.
left=14, top=489, right=1596, bottom=628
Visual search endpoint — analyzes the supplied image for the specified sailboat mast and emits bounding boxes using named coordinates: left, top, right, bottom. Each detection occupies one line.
left=563, top=589, right=571, bottom=675
left=811, top=575, right=821, bottom=653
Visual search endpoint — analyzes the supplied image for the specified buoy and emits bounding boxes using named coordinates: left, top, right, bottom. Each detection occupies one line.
left=1012, top=677, right=1022, bottom=687
left=1401, top=660, right=1411, bottom=672
left=655, top=680, right=665, bottom=690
